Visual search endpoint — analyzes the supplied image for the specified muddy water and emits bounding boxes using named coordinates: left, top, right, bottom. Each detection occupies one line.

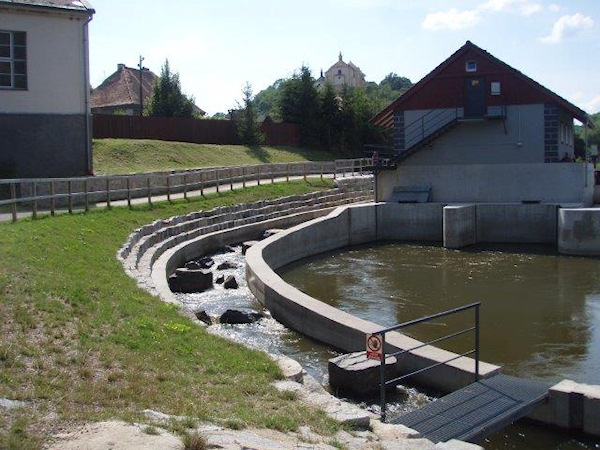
left=279, top=241, right=600, bottom=449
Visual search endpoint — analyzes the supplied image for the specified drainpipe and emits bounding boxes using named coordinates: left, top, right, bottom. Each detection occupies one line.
left=82, top=13, right=93, bottom=175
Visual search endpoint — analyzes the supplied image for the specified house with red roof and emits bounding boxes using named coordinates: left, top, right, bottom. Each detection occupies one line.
left=0, top=0, right=95, bottom=178
left=371, top=41, right=594, bottom=206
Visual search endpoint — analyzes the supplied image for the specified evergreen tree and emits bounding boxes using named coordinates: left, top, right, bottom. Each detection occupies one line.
left=145, top=59, right=197, bottom=118
left=319, top=82, right=341, bottom=151
left=279, top=66, right=320, bottom=146
left=236, top=82, right=264, bottom=146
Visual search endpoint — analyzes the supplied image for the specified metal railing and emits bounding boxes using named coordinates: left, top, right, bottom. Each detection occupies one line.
left=0, top=158, right=373, bottom=223
left=376, top=302, right=481, bottom=422
left=404, top=108, right=460, bottom=151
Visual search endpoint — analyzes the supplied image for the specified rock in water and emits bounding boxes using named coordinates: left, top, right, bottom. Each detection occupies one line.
left=194, top=309, right=212, bottom=325
left=217, top=261, right=237, bottom=270
left=215, top=274, right=225, bottom=284
left=219, top=309, right=264, bottom=324
left=223, top=275, right=238, bottom=289
left=168, top=268, right=213, bottom=293
left=328, top=351, right=397, bottom=397
left=242, top=241, right=259, bottom=255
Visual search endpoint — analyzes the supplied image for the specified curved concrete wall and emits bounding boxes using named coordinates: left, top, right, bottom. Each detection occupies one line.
left=245, top=203, right=500, bottom=394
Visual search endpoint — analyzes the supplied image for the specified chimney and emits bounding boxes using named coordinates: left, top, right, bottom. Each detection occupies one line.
left=117, top=63, right=126, bottom=71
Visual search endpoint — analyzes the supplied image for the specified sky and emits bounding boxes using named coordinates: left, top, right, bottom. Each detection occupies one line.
left=89, top=0, right=599, bottom=117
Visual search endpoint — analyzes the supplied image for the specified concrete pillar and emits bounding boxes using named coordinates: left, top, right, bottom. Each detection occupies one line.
left=443, top=205, right=477, bottom=249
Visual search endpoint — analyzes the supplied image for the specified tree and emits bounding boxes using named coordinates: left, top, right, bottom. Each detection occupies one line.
left=380, top=72, right=412, bottom=93
left=279, top=66, right=320, bottom=146
left=319, top=82, right=342, bottom=151
left=236, top=82, right=264, bottom=146
left=145, top=59, right=197, bottom=118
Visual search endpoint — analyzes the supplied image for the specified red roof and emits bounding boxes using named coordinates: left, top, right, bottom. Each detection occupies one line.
left=371, top=41, right=590, bottom=128
left=91, top=64, right=158, bottom=110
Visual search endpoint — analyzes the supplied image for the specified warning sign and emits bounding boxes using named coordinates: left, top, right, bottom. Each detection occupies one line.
left=366, top=333, right=383, bottom=361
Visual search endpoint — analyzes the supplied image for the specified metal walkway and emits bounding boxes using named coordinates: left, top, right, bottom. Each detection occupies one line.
left=391, top=374, right=550, bottom=443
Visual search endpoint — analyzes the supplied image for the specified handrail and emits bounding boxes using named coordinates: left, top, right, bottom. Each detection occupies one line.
left=404, top=108, right=459, bottom=152
left=0, top=158, right=373, bottom=223
left=376, top=302, right=481, bottom=422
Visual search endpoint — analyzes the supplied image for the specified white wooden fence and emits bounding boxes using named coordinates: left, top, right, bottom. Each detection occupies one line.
left=0, top=158, right=373, bottom=222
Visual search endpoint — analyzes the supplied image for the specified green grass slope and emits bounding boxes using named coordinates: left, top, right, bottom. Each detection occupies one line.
left=93, top=139, right=336, bottom=175
left=0, top=180, right=339, bottom=448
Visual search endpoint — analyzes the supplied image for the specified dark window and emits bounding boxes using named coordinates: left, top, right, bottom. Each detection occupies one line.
left=0, top=31, right=27, bottom=90
left=338, top=69, right=342, bottom=75
left=466, top=60, right=477, bottom=72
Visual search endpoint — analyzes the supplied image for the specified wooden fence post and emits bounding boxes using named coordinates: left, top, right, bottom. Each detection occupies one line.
left=127, top=177, right=132, bottom=208
left=183, top=173, right=188, bottom=200
left=32, top=181, right=37, bottom=219
left=84, top=179, right=89, bottom=212
left=201, top=171, right=204, bottom=196
left=68, top=180, right=73, bottom=214
left=230, top=167, right=234, bottom=191
left=147, top=176, right=152, bottom=206
left=320, top=162, right=324, bottom=180
left=166, top=174, right=171, bottom=202
left=106, top=177, right=111, bottom=208
left=10, top=182, right=17, bottom=223
left=333, top=161, right=337, bottom=180
left=50, top=181, right=56, bottom=215
left=270, top=164, right=274, bottom=184
left=242, top=166, right=246, bottom=188
left=216, top=169, right=220, bottom=193
left=257, top=165, right=261, bottom=186
left=304, top=163, right=307, bottom=181
left=286, top=164, right=290, bottom=182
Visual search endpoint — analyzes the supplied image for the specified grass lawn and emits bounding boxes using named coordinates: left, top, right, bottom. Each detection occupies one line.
left=0, top=179, right=340, bottom=449
left=93, top=139, right=338, bottom=175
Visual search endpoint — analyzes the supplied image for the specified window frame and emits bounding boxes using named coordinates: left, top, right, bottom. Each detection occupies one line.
left=0, top=30, right=27, bottom=90
left=466, top=60, right=477, bottom=73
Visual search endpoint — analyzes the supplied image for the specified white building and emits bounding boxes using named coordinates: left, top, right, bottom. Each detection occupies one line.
left=0, top=0, right=95, bottom=178
left=316, top=52, right=366, bottom=92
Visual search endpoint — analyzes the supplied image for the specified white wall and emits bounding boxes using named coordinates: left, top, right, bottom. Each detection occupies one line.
left=378, top=162, right=594, bottom=206
left=402, top=105, right=545, bottom=165
left=0, top=8, right=89, bottom=114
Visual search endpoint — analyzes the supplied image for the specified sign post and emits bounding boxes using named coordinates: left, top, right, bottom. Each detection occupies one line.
left=366, top=333, right=383, bottom=361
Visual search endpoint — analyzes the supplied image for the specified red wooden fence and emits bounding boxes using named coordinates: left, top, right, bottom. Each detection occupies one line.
left=92, top=115, right=300, bottom=147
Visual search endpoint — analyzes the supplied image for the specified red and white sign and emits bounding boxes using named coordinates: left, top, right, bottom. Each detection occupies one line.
left=366, top=333, right=383, bottom=361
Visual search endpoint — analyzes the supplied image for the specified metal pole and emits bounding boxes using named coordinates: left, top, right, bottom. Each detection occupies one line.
left=380, top=333, right=387, bottom=423
left=10, top=182, right=17, bottom=223
left=475, top=304, right=480, bottom=382
left=32, top=181, right=37, bottom=219
left=138, top=55, right=145, bottom=116
left=50, top=181, right=56, bottom=215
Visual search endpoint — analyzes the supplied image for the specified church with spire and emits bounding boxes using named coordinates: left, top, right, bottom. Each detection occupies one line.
left=315, top=52, right=366, bottom=91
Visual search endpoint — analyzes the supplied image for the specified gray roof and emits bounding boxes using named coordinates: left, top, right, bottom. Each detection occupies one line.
left=0, top=0, right=94, bottom=14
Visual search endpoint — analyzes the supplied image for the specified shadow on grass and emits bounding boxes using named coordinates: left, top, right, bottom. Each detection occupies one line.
left=244, top=145, right=271, bottom=163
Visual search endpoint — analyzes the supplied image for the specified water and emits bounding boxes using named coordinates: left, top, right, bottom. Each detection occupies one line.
left=279, top=241, right=600, bottom=449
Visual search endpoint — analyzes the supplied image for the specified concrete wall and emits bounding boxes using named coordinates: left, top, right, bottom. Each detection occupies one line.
left=444, top=205, right=477, bottom=249
left=558, top=208, right=600, bottom=255
left=245, top=203, right=500, bottom=393
left=403, top=105, right=545, bottom=165
left=377, top=163, right=594, bottom=206
left=0, top=114, right=89, bottom=178
left=477, top=204, right=557, bottom=243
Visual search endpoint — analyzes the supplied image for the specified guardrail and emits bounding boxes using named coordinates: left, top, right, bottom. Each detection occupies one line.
left=0, top=158, right=373, bottom=222
left=375, top=302, right=481, bottom=422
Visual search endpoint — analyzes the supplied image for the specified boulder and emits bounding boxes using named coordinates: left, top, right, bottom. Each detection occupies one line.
left=219, top=309, right=264, bottom=324
left=215, top=274, right=225, bottom=284
left=242, top=240, right=259, bottom=255
left=328, top=351, right=397, bottom=397
left=194, top=309, right=212, bottom=325
left=168, top=268, right=213, bottom=293
left=195, top=256, right=214, bottom=269
left=223, top=275, right=238, bottom=289
left=217, top=261, right=237, bottom=270
left=184, top=261, right=202, bottom=270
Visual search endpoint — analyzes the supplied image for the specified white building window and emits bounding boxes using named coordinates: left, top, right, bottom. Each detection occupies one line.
left=0, top=31, right=27, bottom=90
left=491, top=82, right=501, bottom=95
left=466, top=60, right=477, bottom=72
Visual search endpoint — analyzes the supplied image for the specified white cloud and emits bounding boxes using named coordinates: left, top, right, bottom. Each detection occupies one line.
left=479, top=0, right=542, bottom=16
left=541, top=13, right=594, bottom=43
left=549, top=4, right=561, bottom=13
left=422, top=8, right=481, bottom=31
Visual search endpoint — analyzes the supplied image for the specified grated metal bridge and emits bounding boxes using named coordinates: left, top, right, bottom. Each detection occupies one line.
left=391, top=374, right=550, bottom=443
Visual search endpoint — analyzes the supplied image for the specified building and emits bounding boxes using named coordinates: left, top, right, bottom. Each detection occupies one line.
left=91, top=64, right=159, bottom=116
left=316, top=52, right=366, bottom=91
left=91, top=63, right=206, bottom=117
left=0, top=0, right=95, bottom=178
left=371, top=41, right=594, bottom=206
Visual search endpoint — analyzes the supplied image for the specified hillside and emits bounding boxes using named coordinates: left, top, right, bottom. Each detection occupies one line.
left=93, top=139, right=337, bottom=175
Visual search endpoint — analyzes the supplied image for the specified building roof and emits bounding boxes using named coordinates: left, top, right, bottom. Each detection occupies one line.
left=0, top=0, right=94, bottom=14
left=371, top=41, right=590, bottom=129
left=91, top=63, right=205, bottom=116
